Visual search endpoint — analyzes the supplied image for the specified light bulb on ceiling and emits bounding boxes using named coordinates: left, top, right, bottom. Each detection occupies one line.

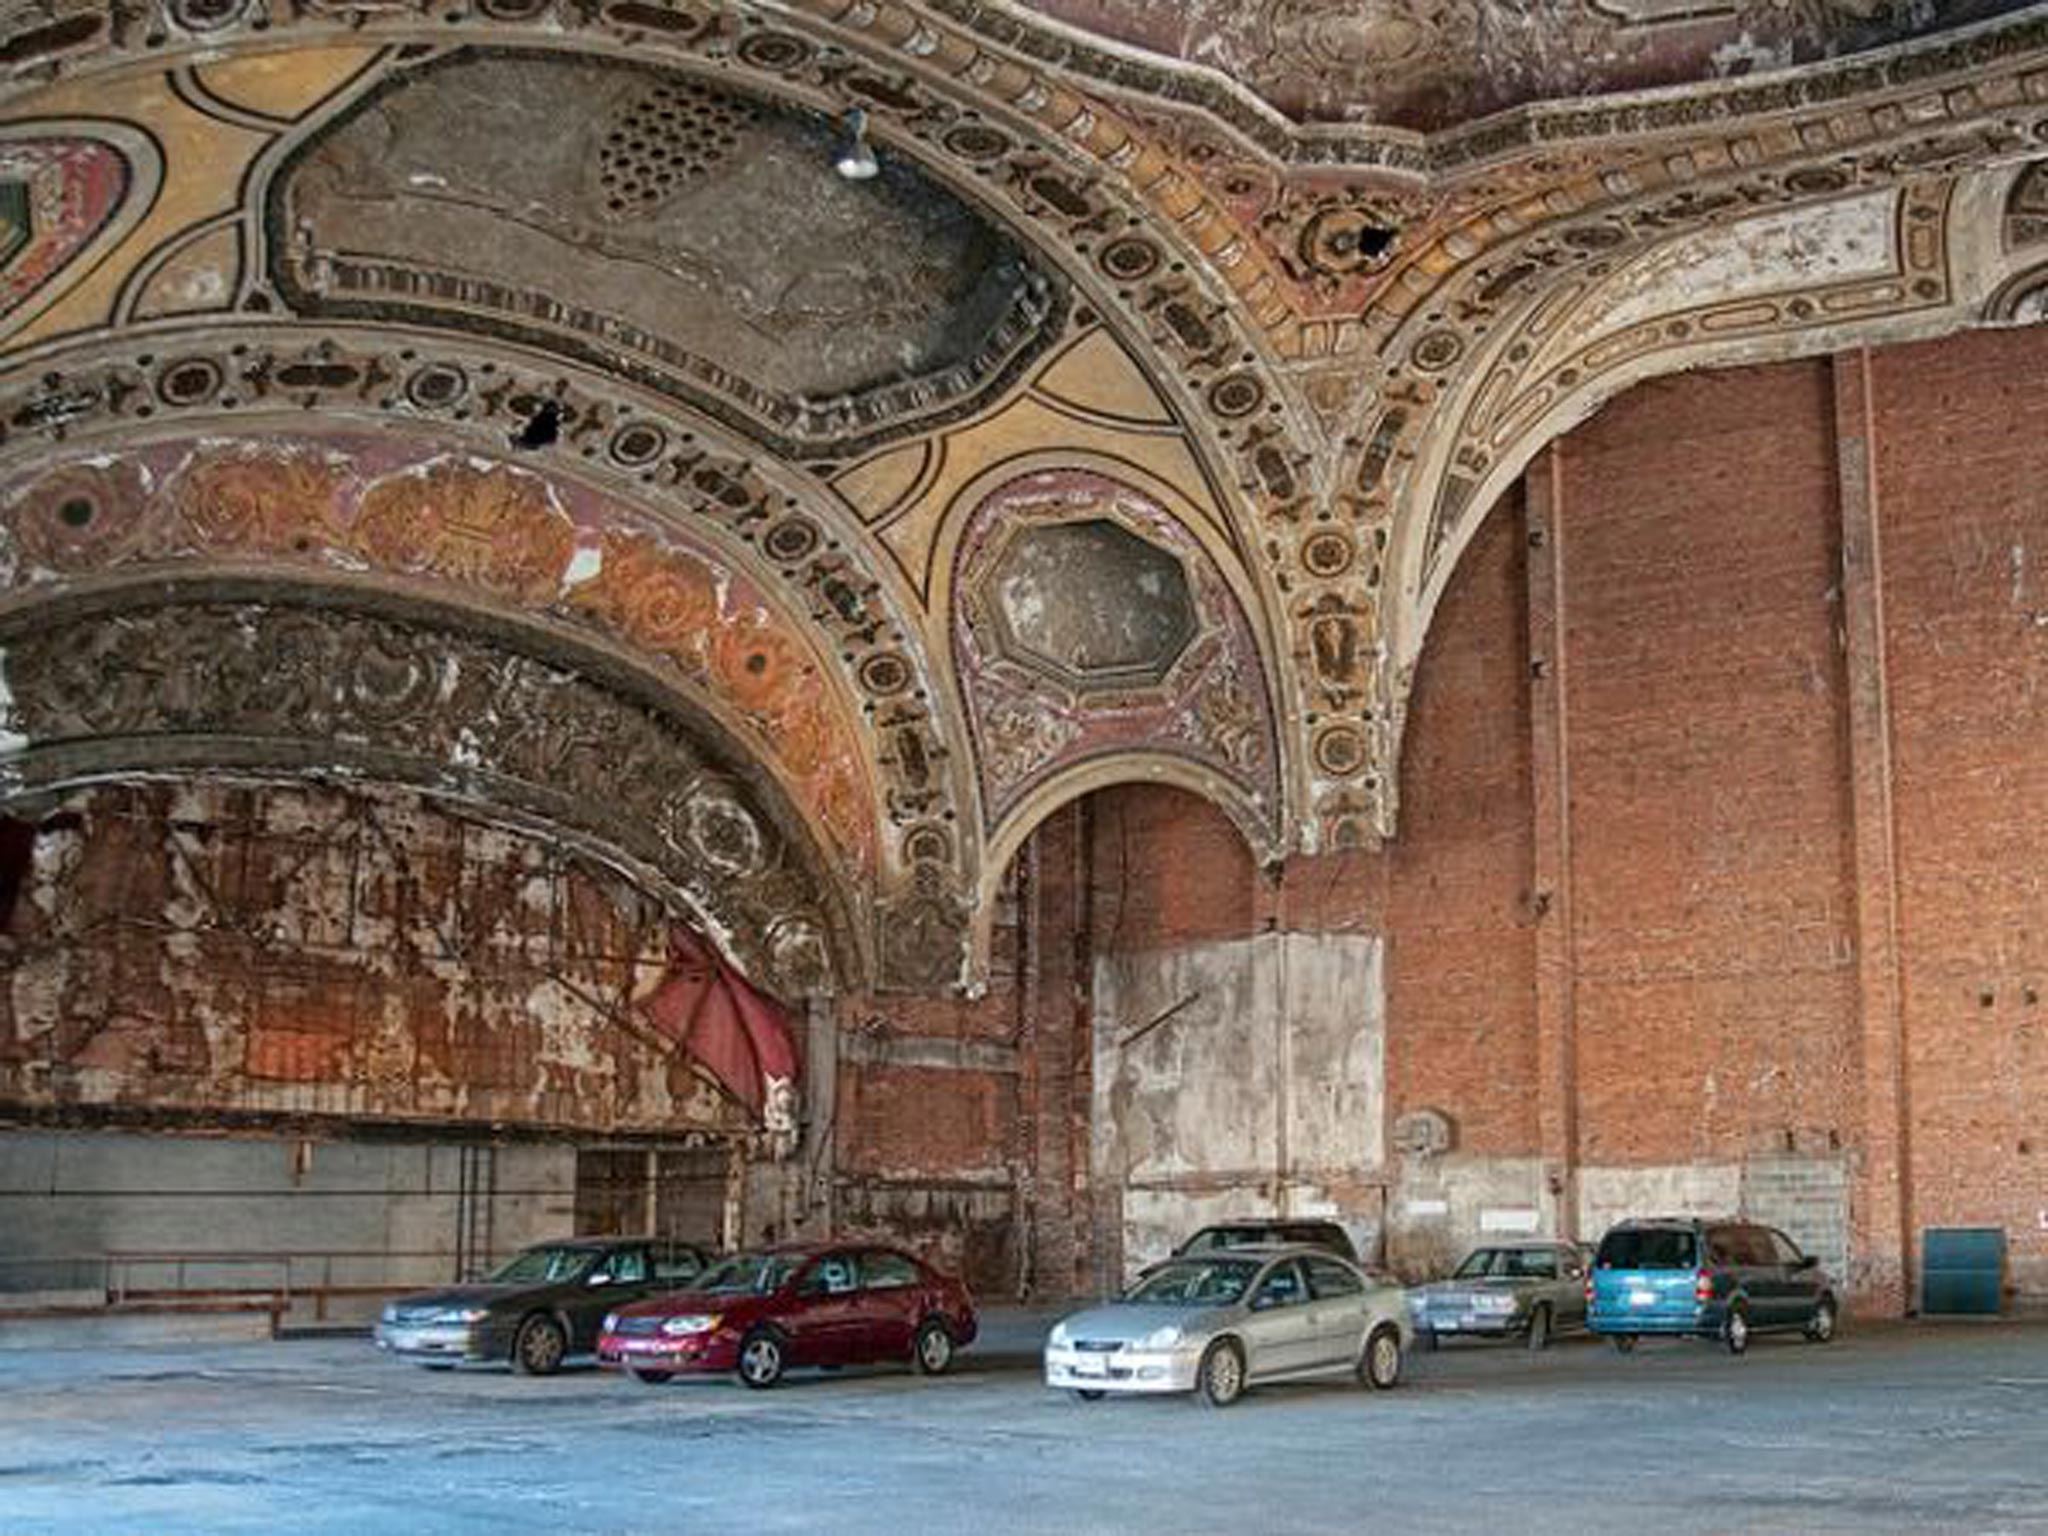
left=833, top=108, right=880, bottom=182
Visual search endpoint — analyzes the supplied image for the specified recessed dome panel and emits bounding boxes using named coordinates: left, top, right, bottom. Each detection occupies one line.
left=269, top=51, right=1062, bottom=456
left=986, top=519, right=1199, bottom=693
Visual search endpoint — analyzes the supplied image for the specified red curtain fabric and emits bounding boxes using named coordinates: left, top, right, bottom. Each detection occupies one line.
left=638, top=927, right=800, bottom=1121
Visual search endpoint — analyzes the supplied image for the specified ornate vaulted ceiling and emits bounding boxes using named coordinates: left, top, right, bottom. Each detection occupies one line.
left=4, top=0, right=2048, bottom=996
left=998, top=1, right=2038, bottom=130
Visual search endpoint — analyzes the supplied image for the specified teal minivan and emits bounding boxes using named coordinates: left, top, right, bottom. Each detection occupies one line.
left=1586, top=1218, right=1839, bottom=1355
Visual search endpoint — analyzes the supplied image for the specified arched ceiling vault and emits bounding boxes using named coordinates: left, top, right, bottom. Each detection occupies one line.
left=0, top=573, right=859, bottom=998
left=5, top=1, right=2048, bottom=991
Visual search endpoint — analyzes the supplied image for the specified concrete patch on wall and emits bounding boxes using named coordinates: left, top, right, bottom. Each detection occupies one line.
left=1387, top=1154, right=1551, bottom=1280
left=1578, top=1163, right=1743, bottom=1242
left=1575, top=1158, right=1850, bottom=1281
left=1093, top=932, right=1383, bottom=1278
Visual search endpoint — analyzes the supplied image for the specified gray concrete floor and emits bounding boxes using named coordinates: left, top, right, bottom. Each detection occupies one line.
left=3, top=1318, right=2047, bottom=1534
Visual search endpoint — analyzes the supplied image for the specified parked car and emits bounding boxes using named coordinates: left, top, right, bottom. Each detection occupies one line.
left=1586, top=1217, right=1839, bottom=1354
left=1408, top=1240, right=1592, bottom=1349
left=1170, top=1219, right=1361, bottom=1266
left=374, top=1236, right=708, bottom=1375
left=1045, top=1245, right=1410, bottom=1407
left=596, top=1243, right=977, bottom=1388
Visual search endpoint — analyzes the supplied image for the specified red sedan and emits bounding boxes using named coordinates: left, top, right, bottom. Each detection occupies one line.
left=596, top=1243, right=977, bottom=1388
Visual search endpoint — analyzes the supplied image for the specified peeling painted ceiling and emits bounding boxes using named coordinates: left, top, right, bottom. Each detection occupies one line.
left=1002, top=0, right=2041, bottom=129
left=1, top=0, right=2047, bottom=997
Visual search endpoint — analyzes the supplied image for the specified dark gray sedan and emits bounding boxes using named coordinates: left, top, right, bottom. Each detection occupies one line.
left=375, top=1237, right=707, bottom=1375
left=1407, top=1241, right=1592, bottom=1350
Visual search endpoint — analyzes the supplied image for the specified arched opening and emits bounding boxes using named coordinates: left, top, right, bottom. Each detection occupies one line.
left=0, top=578, right=845, bottom=1322
left=823, top=778, right=1387, bottom=1301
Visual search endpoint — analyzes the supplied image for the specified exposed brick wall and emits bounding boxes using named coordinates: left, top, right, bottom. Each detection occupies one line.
left=1386, top=487, right=1538, bottom=1157
left=1557, top=364, right=1861, bottom=1169
left=1084, top=784, right=1259, bottom=951
left=1871, top=326, right=2048, bottom=1297
left=830, top=806, right=1096, bottom=1299
left=834, top=1062, right=1017, bottom=1181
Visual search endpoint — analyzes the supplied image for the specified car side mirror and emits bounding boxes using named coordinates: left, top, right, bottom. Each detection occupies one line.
left=1793, top=1255, right=1817, bottom=1272
left=586, top=1271, right=613, bottom=1288
left=1249, top=1293, right=1275, bottom=1312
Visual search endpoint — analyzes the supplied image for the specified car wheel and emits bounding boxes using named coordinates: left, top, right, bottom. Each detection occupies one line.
left=1359, top=1326, right=1402, bottom=1391
left=737, top=1329, right=785, bottom=1390
left=1069, top=1389, right=1106, bottom=1403
left=1612, top=1334, right=1637, bottom=1354
left=912, top=1318, right=955, bottom=1376
left=1196, top=1338, right=1246, bottom=1408
left=1526, top=1304, right=1552, bottom=1352
left=626, top=1366, right=673, bottom=1385
left=1806, top=1297, right=1838, bottom=1344
left=512, top=1318, right=569, bottom=1376
left=512, top=1314, right=566, bottom=1377
left=1723, top=1306, right=1750, bottom=1356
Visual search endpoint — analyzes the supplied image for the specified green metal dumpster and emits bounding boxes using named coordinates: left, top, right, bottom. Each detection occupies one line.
left=1920, top=1227, right=2006, bottom=1315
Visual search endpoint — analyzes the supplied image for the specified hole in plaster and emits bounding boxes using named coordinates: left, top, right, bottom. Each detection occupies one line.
left=509, top=399, right=564, bottom=451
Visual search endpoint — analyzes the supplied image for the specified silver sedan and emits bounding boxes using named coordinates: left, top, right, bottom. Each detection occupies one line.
left=1406, top=1240, right=1592, bottom=1350
left=1043, top=1245, right=1411, bottom=1407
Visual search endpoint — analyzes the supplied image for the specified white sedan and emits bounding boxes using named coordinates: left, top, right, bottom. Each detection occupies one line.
left=1044, top=1244, right=1411, bottom=1407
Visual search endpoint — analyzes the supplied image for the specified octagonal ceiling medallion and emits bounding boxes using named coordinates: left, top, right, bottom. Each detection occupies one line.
left=955, top=470, right=1281, bottom=841
left=980, top=518, right=1201, bottom=697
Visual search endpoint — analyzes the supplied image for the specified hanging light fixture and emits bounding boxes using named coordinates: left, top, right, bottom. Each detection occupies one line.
left=833, top=107, right=880, bottom=182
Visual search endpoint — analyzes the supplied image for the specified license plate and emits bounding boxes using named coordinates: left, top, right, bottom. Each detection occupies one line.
left=1436, top=1319, right=1460, bottom=1332
left=1629, top=1290, right=1658, bottom=1308
left=623, top=1341, right=666, bottom=1354
left=1071, top=1355, right=1107, bottom=1377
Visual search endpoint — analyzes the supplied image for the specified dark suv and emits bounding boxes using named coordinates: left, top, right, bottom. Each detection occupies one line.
left=1173, top=1220, right=1360, bottom=1265
left=1587, top=1218, right=1838, bottom=1354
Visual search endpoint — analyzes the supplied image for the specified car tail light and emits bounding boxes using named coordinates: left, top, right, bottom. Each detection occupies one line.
left=1584, top=1275, right=1595, bottom=1304
left=1694, top=1270, right=1716, bottom=1303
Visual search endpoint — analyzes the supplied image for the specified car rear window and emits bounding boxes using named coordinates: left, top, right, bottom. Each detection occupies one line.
left=1596, top=1229, right=1698, bottom=1270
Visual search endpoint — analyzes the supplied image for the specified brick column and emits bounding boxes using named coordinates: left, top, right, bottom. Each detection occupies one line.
left=1832, top=347, right=1912, bottom=1315
left=1524, top=448, right=1579, bottom=1237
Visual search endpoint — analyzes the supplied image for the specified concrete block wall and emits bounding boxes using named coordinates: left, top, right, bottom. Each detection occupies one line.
left=0, top=1130, right=575, bottom=1323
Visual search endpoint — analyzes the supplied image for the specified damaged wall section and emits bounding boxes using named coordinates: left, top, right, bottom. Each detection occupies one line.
left=1093, top=932, right=1384, bottom=1282
left=0, top=780, right=756, bottom=1140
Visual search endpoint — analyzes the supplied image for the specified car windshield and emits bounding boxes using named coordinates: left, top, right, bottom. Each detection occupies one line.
left=1453, top=1248, right=1507, bottom=1278
left=1453, top=1248, right=1558, bottom=1279
left=1123, top=1259, right=1262, bottom=1307
left=1597, top=1230, right=1699, bottom=1270
left=692, top=1252, right=805, bottom=1296
left=486, top=1246, right=599, bottom=1285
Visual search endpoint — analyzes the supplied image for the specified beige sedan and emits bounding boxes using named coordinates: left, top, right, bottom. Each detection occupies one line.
left=1044, top=1244, right=1412, bottom=1407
